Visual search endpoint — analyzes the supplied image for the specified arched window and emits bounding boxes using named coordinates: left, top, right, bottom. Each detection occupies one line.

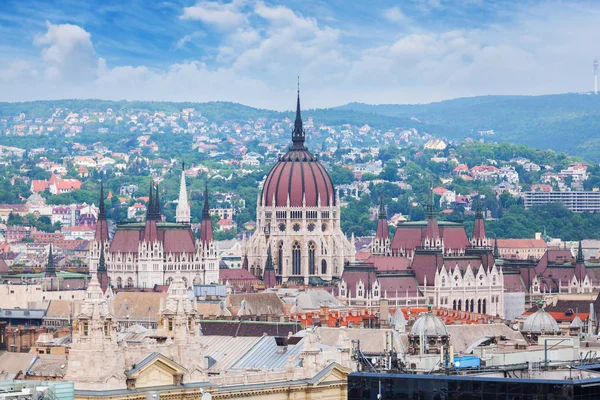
left=126, top=277, right=133, bottom=288
left=321, top=259, right=327, bottom=275
left=308, top=242, right=316, bottom=275
left=277, top=241, right=283, bottom=275
left=470, top=299, right=474, bottom=312
left=458, top=299, right=462, bottom=311
left=292, top=241, right=301, bottom=275
left=477, top=299, right=482, bottom=314
left=482, top=299, right=487, bottom=314
left=117, top=277, right=122, bottom=289
left=453, top=300, right=456, bottom=310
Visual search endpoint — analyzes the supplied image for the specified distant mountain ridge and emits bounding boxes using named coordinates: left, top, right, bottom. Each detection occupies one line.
left=2, top=93, right=600, bottom=160
left=336, top=93, right=600, bottom=160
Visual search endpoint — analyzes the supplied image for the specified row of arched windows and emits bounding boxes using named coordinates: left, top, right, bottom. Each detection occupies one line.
left=453, top=298, right=487, bottom=314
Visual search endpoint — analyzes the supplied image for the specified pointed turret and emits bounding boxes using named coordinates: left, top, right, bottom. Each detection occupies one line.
left=97, top=245, right=109, bottom=293
left=376, top=193, right=389, bottom=241
left=472, top=194, right=487, bottom=247
left=143, top=182, right=159, bottom=242
left=575, top=240, right=587, bottom=283
left=291, top=77, right=306, bottom=150
left=493, top=238, right=500, bottom=259
left=45, top=244, right=56, bottom=278
left=424, top=188, right=440, bottom=246
left=94, top=182, right=109, bottom=242
left=176, top=162, right=191, bottom=224
left=263, top=244, right=276, bottom=289
left=199, top=182, right=214, bottom=244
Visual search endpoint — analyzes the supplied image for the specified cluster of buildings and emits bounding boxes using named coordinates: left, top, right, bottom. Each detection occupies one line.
left=3, top=94, right=600, bottom=399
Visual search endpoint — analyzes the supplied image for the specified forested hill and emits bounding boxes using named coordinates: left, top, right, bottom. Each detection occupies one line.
left=336, top=93, right=600, bottom=161
left=0, top=99, right=423, bottom=131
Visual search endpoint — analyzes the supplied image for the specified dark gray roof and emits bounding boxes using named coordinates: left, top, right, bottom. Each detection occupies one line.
left=0, top=309, right=46, bottom=319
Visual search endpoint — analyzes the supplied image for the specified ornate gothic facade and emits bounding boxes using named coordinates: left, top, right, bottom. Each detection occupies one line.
left=339, top=195, right=508, bottom=318
left=245, top=91, right=355, bottom=284
left=88, top=171, right=219, bottom=290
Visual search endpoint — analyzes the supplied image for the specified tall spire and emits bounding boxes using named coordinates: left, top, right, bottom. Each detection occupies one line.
left=378, top=193, right=386, bottom=219
left=263, top=243, right=276, bottom=289
left=493, top=237, right=500, bottom=259
left=95, top=182, right=109, bottom=242
left=154, top=183, right=161, bottom=217
left=577, top=240, right=584, bottom=263
left=46, top=244, right=56, bottom=277
left=426, top=187, right=436, bottom=220
left=472, top=194, right=487, bottom=244
left=200, top=182, right=214, bottom=243
left=146, top=182, right=155, bottom=220
left=291, top=77, right=305, bottom=149
left=97, top=245, right=108, bottom=293
left=98, top=182, right=106, bottom=220
left=176, top=163, right=191, bottom=224
left=475, top=194, right=483, bottom=219
left=202, top=182, right=210, bottom=219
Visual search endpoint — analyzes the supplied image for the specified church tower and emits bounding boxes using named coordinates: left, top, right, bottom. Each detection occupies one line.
left=372, top=194, right=391, bottom=256
left=176, top=163, right=191, bottom=224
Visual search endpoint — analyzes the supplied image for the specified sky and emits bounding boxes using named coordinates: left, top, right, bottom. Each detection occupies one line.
left=0, top=0, right=599, bottom=110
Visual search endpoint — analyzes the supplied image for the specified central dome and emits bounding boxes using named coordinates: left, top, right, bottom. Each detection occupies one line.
left=261, top=92, right=335, bottom=208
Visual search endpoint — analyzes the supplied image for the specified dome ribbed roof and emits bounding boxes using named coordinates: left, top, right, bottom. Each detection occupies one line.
left=522, top=308, right=560, bottom=333
left=410, top=312, right=448, bottom=336
left=260, top=89, right=335, bottom=208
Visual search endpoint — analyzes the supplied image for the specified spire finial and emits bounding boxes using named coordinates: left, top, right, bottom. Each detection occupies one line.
left=154, top=182, right=160, bottom=216
left=147, top=182, right=154, bottom=219
left=577, top=239, right=584, bottom=263
left=98, top=181, right=106, bottom=220
left=426, top=186, right=436, bottom=220
left=291, top=78, right=305, bottom=149
left=378, top=192, right=386, bottom=219
left=202, top=182, right=210, bottom=219
left=475, top=194, right=483, bottom=219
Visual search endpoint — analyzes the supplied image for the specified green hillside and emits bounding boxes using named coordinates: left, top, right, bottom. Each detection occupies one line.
left=337, top=93, right=600, bottom=160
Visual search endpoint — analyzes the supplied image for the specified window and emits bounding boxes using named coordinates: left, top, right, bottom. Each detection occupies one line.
left=308, top=242, right=316, bottom=274
left=322, top=211, right=329, bottom=219
left=277, top=242, right=284, bottom=275
left=321, top=223, right=327, bottom=232
left=83, top=321, right=88, bottom=336
left=292, top=241, right=301, bottom=275
left=279, top=223, right=286, bottom=232
left=293, top=223, right=301, bottom=232
left=308, top=223, right=315, bottom=232
left=306, top=211, right=317, bottom=219
left=321, top=259, right=327, bottom=275
left=104, top=322, right=109, bottom=336
left=168, top=318, right=173, bottom=331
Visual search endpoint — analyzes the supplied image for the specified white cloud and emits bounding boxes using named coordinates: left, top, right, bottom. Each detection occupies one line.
left=383, top=6, right=407, bottom=23
left=181, top=0, right=247, bottom=31
left=34, top=22, right=98, bottom=82
left=176, top=30, right=205, bottom=49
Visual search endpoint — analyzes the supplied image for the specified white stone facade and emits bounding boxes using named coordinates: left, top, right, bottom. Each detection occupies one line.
left=426, top=263, right=505, bottom=318
left=245, top=192, right=355, bottom=284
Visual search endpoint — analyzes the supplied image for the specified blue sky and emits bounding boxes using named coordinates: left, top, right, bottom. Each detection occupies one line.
left=0, top=0, right=599, bottom=109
